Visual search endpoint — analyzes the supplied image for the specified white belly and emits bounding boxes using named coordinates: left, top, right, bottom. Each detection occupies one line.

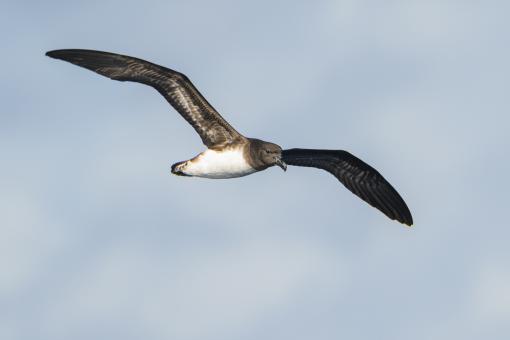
left=184, top=149, right=256, bottom=179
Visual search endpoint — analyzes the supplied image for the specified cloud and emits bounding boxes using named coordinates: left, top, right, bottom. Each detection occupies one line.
left=39, top=237, right=348, bottom=339
left=473, top=261, right=510, bottom=324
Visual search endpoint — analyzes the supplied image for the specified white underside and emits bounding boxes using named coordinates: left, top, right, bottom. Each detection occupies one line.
left=183, top=149, right=257, bottom=179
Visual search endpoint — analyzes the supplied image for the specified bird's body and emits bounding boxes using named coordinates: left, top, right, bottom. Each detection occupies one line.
left=173, top=146, right=256, bottom=179
left=46, top=49, right=413, bottom=226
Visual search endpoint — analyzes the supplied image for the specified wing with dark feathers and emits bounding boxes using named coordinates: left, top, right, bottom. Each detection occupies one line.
left=282, top=148, right=413, bottom=226
left=46, top=49, right=242, bottom=148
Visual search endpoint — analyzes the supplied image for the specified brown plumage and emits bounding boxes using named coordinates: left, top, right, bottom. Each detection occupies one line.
left=282, top=149, right=413, bottom=226
left=46, top=49, right=242, bottom=148
left=46, top=49, right=413, bottom=226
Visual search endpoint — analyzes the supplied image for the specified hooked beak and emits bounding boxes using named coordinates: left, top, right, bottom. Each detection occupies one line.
left=275, top=157, right=287, bottom=171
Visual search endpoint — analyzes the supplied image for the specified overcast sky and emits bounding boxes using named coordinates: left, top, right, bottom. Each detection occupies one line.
left=1, top=1, right=510, bottom=339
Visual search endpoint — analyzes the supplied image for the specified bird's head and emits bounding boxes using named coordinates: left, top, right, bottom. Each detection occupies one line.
left=249, top=139, right=286, bottom=171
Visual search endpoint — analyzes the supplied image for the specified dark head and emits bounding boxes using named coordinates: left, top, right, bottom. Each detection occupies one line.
left=247, top=139, right=287, bottom=171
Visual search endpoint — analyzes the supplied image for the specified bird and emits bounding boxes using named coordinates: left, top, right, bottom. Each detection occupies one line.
left=46, top=49, right=413, bottom=226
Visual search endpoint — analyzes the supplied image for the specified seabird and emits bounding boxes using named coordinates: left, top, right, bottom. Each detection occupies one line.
left=46, top=49, right=413, bottom=226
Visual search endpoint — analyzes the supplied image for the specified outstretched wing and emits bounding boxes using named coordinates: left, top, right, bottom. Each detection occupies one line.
left=46, top=49, right=243, bottom=148
left=282, top=148, right=413, bottom=226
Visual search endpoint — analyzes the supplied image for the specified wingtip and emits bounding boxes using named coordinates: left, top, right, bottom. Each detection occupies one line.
left=45, top=49, right=83, bottom=59
left=401, top=215, right=414, bottom=227
left=46, top=50, right=63, bottom=59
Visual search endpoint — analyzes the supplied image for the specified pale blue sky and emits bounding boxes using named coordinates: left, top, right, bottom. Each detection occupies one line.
left=1, top=1, right=510, bottom=339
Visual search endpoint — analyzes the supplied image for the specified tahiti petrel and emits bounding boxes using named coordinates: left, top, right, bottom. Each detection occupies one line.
left=46, top=49, right=413, bottom=226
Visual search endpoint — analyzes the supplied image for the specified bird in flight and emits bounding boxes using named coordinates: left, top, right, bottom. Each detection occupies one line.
left=46, top=49, right=413, bottom=226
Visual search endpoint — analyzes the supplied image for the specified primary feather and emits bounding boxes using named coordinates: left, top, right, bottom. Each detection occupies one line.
left=45, top=49, right=243, bottom=148
left=282, top=148, right=413, bottom=225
